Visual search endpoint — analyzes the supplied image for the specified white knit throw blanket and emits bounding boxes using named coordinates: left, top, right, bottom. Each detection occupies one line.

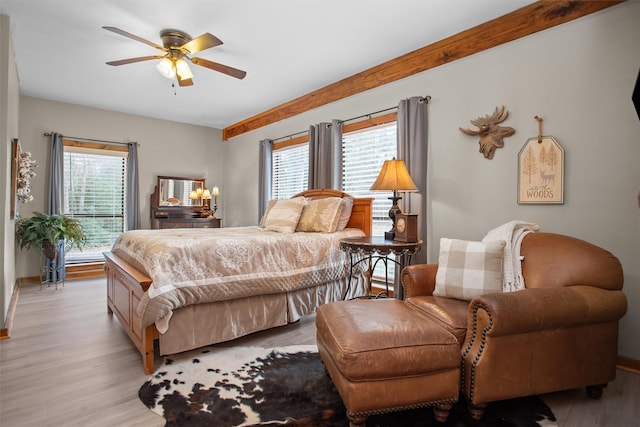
left=482, top=220, right=540, bottom=292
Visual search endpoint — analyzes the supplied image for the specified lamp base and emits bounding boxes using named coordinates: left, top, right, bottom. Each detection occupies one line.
left=385, top=193, right=402, bottom=242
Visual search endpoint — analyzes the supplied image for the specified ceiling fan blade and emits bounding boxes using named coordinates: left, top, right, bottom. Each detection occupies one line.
left=181, top=33, right=223, bottom=54
left=103, top=26, right=165, bottom=51
left=191, top=57, right=246, bottom=80
left=106, top=55, right=164, bottom=66
left=177, top=75, right=194, bottom=87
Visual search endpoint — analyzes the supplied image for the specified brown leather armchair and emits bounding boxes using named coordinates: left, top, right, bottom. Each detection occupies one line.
left=401, top=232, right=627, bottom=420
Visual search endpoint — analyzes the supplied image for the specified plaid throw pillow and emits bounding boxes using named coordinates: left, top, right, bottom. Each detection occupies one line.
left=433, top=238, right=506, bottom=301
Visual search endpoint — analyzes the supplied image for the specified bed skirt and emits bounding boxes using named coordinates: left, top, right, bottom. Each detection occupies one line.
left=158, top=274, right=367, bottom=355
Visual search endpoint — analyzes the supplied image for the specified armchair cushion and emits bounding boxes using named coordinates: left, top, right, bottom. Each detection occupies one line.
left=434, top=238, right=506, bottom=301
left=406, top=296, right=470, bottom=344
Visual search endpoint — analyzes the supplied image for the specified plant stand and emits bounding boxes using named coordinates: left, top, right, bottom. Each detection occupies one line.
left=40, top=251, right=65, bottom=290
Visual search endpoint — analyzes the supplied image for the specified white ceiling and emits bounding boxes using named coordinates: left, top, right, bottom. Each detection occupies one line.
left=1, top=0, right=534, bottom=129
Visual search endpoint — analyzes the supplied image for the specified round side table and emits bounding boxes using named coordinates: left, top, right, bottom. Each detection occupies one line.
left=340, top=236, right=422, bottom=300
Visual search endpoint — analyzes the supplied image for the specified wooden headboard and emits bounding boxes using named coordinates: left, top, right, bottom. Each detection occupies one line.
left=292, top=189, right=373, bottom=236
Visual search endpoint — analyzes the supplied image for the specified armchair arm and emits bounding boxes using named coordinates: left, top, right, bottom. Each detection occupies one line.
left=401, top=264, right=439, bottom=298
left=468, top=285, right=627, bottom=337
left=461, top=285, right=627, bottom=405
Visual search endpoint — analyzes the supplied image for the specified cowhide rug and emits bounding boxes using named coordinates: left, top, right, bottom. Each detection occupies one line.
left=139, top=345, right=558, bottom=427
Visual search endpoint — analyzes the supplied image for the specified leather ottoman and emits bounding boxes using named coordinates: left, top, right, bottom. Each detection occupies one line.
left=316, top=299, right=460, bottom=426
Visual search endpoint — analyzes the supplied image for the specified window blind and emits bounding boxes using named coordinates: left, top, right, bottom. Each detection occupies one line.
left=63, top=146, right=127, bottom=263
left=272, top=143, right=309, bottom=199
left=342, top=123, right=397, bottom=236
left=342, top=123, right=398, bottom=282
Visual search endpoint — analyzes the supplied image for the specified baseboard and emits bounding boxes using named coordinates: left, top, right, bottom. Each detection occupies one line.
left=371, top=282, right=395, bottom=298
left=0, top=280, right=21, bottom=340
left=18, top=276, right=41, bottom=286
left=18, top=262, right=105, bottom=287
left=65, top=262, right=105, bottom=280
left=617, top=356, right=640, bottom=374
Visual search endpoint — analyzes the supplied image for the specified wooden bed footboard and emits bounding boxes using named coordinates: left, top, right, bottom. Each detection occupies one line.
left=104, top=251, right=159, bottom=374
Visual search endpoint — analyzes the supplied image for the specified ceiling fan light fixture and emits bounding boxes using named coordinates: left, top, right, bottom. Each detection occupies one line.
left=175, top=59, right=193, bottom=79
left=103, top=27, right=246, bottom=83
left=156, top=57, right=176, bottom=79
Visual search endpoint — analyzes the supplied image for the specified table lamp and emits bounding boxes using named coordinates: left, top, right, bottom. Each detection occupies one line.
left=370, top=157, right=417, bottom=240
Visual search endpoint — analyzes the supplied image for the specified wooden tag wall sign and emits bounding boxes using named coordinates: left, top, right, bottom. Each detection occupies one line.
left=518, top=135, right=564, bottom=204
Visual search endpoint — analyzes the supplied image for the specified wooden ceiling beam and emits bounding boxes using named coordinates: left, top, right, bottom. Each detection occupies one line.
left=223, top=1, right=622, bottom=141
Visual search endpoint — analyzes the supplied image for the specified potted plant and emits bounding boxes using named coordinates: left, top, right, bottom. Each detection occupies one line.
left=15, top=212, right=86, bottom=259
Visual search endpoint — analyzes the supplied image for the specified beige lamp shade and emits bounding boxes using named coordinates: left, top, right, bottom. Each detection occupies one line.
left=202, top=189, right=212, bottom=200
left=370, top=158, right=418, bottom=192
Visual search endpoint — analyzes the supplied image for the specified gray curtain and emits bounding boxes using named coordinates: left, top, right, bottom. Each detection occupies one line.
left=258, top=139, right=273, bottom=220
left=331, top=119, right=343, bottom=190
left=309, top=120, right=342, bottom=190
left=126, top=142, right=140, bottom=230
left=397, top=96, right=429, bottom=265
left=46, top=132, right=65, bottom=282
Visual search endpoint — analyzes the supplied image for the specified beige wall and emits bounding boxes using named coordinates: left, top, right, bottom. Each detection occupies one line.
left=15, top=96, right=224, bottom=278
left=222, top=3, right=640, bottom=359
left=1, top=14, right=20, bottom=330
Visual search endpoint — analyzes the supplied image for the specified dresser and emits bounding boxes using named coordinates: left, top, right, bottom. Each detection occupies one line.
left=150, top=178, right=221, bottom=230
left=151, top=216, right=220, bottom=229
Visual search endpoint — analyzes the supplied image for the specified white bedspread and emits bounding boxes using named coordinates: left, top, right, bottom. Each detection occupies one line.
left=111, top=226, right=365, bottom=329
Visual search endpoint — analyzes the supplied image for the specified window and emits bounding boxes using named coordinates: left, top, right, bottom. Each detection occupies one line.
left=342, top=122, right=398, bottom=282
left=342, top=122, right=397, bottom=236
left=272, top=143, right=309, bottom=199
left=63, top=144, right=127, bottom=263
left=269, top=118, right=398, bottom=284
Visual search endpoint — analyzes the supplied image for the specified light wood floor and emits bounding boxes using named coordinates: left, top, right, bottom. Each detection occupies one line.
left=1, top=278, right=638, bottom=427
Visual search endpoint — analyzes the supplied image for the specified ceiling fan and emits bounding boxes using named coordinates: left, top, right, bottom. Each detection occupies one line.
left=103, top=26, right=246, bottom=86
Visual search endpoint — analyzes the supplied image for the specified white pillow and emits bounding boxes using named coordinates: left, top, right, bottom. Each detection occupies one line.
left=296, top=197, right=346, bottom=232
left=262, top=198, right=306, bottom=233
left=335, top=197, right=354, bottom=231
left=258, top=199, right=278, bottom=228
left=433, top=238, right=506, bottom=301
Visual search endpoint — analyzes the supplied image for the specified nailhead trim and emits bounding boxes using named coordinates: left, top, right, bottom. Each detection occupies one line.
left=460, top=302, right=493, bottom=402
left=348, top=396, right=458, bottom=418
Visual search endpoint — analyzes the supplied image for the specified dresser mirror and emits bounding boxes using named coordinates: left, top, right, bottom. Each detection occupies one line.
left=151, top=176, right=220, bottom=227
left=157, top=176, right=205, bottom=207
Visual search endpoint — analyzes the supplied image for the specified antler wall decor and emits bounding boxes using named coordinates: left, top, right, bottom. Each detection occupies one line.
left=460, top=105, right=515, bottom=159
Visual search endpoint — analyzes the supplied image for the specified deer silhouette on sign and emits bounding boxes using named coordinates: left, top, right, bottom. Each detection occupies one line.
left=460, top=105, right=515, bottom=159
left=540, top=170, right=555, bottom=186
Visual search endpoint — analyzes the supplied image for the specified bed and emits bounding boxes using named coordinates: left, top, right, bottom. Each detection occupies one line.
left=104, top=189, right=373, bottom=374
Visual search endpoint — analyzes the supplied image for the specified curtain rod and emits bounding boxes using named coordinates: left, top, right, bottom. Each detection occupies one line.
left=43, top=132, right=138, bottom=146
left=270, top=95, right=430, bottom=143
left=339, top=106, right=398, bottom=124
left=271, top=129, right=309, bottom=143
